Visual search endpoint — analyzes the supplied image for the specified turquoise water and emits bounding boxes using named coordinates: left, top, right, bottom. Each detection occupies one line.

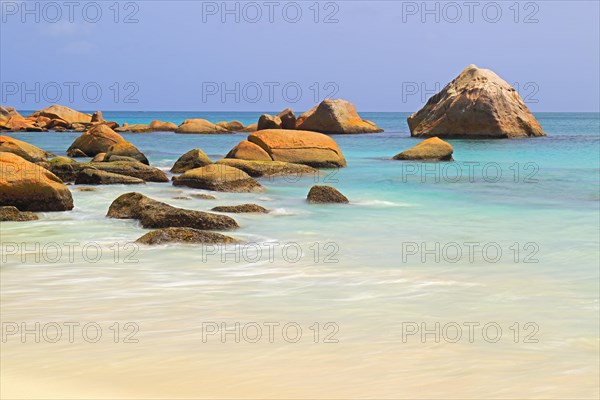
left=1, top=112, right=599, bottom=398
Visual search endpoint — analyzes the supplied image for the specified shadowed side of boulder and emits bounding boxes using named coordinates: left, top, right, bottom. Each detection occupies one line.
left=107, top=192, right=239, bottom=230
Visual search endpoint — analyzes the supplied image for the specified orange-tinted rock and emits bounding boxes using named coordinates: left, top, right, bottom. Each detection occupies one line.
left=296, top=99, right=383, bottom=134
left=407, top=65, right=546, bottom=138
left=29, top=104, right=91, bottom=124
left=216, top=120, right=245, bottom=131
left=248, top=129, right=346, bottom=168
left=240, top=123, right=258, bottom=132
left=149, top=120, right=178, bottom=131
left=175, top=119, right=230, bottom=134
left=173, top=164, right=263, bottom=192
left=257, top=114, right=282, bottom=130
left=67, top=124, right=126, bottom=157
left=0, top=152, right=73, bottom=211
left=105, top=141, right=149, bottom=164
left=225, top=140, right=272, bottom=161
left=0, top=135, right=55, bottom=162
left=393, top=137, right=454, bottom=161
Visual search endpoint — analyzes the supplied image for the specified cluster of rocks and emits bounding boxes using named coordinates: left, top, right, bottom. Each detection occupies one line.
left=255, top=99, right=383, bottom=134
left=0, top=98, right=384, bottom=135
left=1, top=65, right=548, bottom=243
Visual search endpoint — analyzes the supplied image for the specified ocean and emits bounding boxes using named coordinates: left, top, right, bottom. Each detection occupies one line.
left=1, top=111, right=599, bottom=398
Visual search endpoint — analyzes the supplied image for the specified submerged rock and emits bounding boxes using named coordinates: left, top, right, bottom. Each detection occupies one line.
left=248, top=129, right=347, bottom=168
left=408, top=65, right=546, bottom=138
left=172, top=164, right=264, bottom=192
left=307, top=185, right=349, bottom=204
left=190, top=193, right=217, bottom=200
left=0, top=206, right=38, bottom=221
left=0, top=135, right=55, bottom=162
left=170, top=149, right=212, bottom=173
left=75, top=169, right=145, bottom=185
left=211, top=204, right=269, bottom=213
left=216, top=158, right=317, bottom=178
left=0, top=152, right=74, bottom=211
left=67, top=124, right=125, bottom=157
left=136, top=227, right=238, bottom=245
left=296, top=99, right=383, bottom=134
left=107, top=192, right=238, bottom=230
left=393, top=137, right=454, bottom=161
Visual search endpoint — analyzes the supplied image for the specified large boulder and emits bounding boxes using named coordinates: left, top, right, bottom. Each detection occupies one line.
left=149, top=120, right=178, bottom=131
left=67, top=124, right=126, bottom=157
left=393, top=137, right=454, bottom=161
left=216, top=159, right=317, bottom=178
left=29, top=104, right=92, bottom=124
left=247, top=129, right=346, bottom=168
left=216, top=120, right=245, bottom=132
left=225, top=140, right=272, bottom=161
left=107, top=192, right=238, bottom=230
left=306, top=185, right=349, bottom=204
left=172, top=164, right=263, bottom=192
left=136, top=227, right=238, bottom=245
left=296, top=99, right=383, bottom=134
left=170, top=149, right=212, bottom=173
left=175, top=119, right=230, bottom=134
left=75, top=169, right=145, bottom=185
left=257, top=114, right=282, bottom=130
left=0, top=152, right=74, bottom=211
left=0, top=135, right=55, bottom=162
left=0, top=206, right=38, bottom=221
left=104, top=141, right=149, bottom=164
left=408, top=65, right=546, bottom=138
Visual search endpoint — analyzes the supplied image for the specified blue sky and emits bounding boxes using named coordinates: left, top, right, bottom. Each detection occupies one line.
left=1, top=0, right=599, bottom=112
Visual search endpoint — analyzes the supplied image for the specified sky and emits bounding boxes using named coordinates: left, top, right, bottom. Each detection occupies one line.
left=1, top=0, right=599, bottom=112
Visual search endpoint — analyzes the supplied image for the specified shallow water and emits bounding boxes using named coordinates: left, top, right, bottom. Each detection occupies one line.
left=1, top=112, right=599, bottom=398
